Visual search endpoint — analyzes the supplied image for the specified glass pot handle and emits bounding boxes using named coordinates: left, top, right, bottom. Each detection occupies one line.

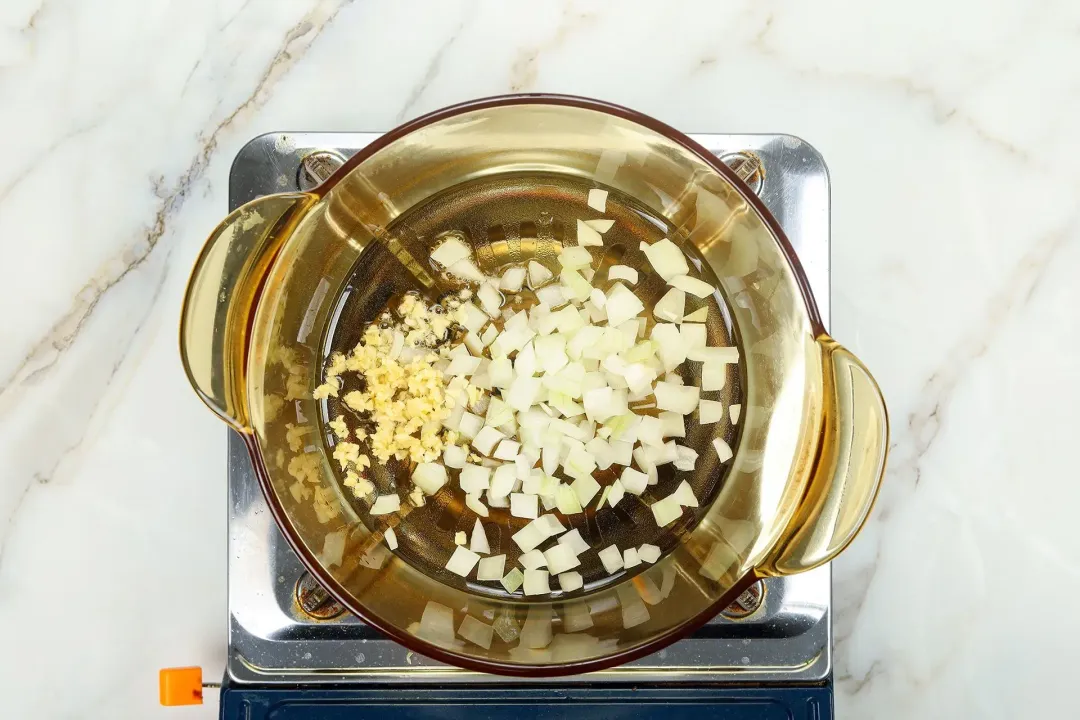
left=179, top=193, right=315, bottom=433
left=761, top=338, right=889, bottom=575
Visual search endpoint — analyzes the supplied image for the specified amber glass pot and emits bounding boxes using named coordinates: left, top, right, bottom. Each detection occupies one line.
left=180, top=95, right=887, bottom=675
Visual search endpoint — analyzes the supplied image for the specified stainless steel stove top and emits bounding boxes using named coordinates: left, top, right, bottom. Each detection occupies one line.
left=225, top=132, right=832, bottom=686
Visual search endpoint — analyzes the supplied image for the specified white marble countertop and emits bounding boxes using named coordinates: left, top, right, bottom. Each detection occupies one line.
left=2, top=0, right=1078, bottom=717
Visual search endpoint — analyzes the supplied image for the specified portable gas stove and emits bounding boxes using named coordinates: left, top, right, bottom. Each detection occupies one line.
left=216, top=131, right=833, bottom=719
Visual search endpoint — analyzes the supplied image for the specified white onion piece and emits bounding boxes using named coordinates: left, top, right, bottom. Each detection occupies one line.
left=535, top=514, right=566, bottom=538
left=636, top=416, right=665, bottom=447
left=607, top=478, right=626, bottom=507
left=561, top=245, right=593, bottom=268
left=698, top=399, right=724, bottom=424
left=512, top=522, right=546, bottom=552
left=448, top=258, right=485, bottom=282
left=463, top=331, right=485, bottom=356
left=534, top=334, right=569, bottom=374
left=623, top=547, right=641, bottom=569
left=413, top=463, right=448, bottom=494
left=621, top=363, right=657, bottom=394
left=500, top=266, right=527, bottom=293
left=465, top=493, right=490, bottom=517
left=552, top=306, right=585, bottom=334
left=446, top=546, right=481, bottom=577
left=561, top=268, right=592, bottom=301
left=458, top=412, right=483, bottom=439
left=583, top=386, right=628, bottom=423
left=534, top=283, right=567, bottom=309
left=713, top=437, right=734, bottom=463
left=558, top=571, right=584, bottom=592
left=598, top=545, right=624, bottom=574
left=523, top=569, right=550, bottom=596
left=370, top=494, right=400, bottom=515
left=477, top=554, right=506, bottom=581
left=730, top=404, right=742, bottom=424
left=604, top=282, right=645, bottom=326
left=659, top=411, right=686, bottom=438
left=669, top=274, right=715, bottom=298
left=682, top=306, right=708, bottom=323
left=673, top=479, right=699, bottom=507
left=528, top=260, right=554, bottom=288
left=470, top=519, right=491, bottom=554
left=584, top=218, right=614, bottom=233
left=487, top=491, right=510, bottom=508
left=457, top=616, right=493, bottom=650
left=680, top=323, right=706, bottom=353
left=688, top=345, right=740, bottom=363
left=501, top=568, right=524, bottom=592
left=701, top=361, right=727, bottom=392
left=446, top=354, right=482, bottom=377
left=556, top=484, right=583, bottom=514
left=431, top=235, right=472, bottom=267
left=570, top=475, right=601, bottom=506
left=510, top=492, right=539, bottom=519
left=587, top=188, right=608, bottom=212
left=589, top=287, right=607, bottom=309
left=544, top=544, right=581, bottom=574
left=384, top=527, right=398, bottom=550
left=653, top=288, right=685, bottom=323
left=651, top=324, right=686, bottom=372
left=585, top=437, right=615, bottom=470
left=490, top=464, right=519, bottom=498
left=565, top=446, right=599, bottom=483
left=455, top=531, right=467, bottom=546
left=641, top=239, right=689, bottom=280
left=558, top=528, right=591, bottom=556
left=638, top=544, right=661, bottom=563
left=506, top=376, right=542, bottom=411
left=494, top=439, right=520, bottom=461
left=650, top=496, right=682, bottom=527
left=472, top=426, right=505, bottom=456
left=460, top=464, right=492, bottom=494
left=477, top=283, right=503, bottom=317
left=576, top=220, right=604, bottom=247
left=488, top=357, right=513, bottom=388
left=608, top=265, right=638, bottom=284
left=520, top=549, right=547, bottom=570
left=654, top=381, right=700, bottom=414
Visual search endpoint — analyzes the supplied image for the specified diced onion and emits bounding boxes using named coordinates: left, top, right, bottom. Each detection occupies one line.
left=488, top=357, right=513, bottom=388
left=556, top=484, right=583, bottom=514
left=561, top=245, right=594, bottom=268
left=598, top=545, right=624, bottom=574
left=653, top=381, right=700, bottom=414
left=607, top=478, right=626, bottom=507
left=673, top=445, right=699, bottom=472
left=535, top=513, right=567, bottom=538
left=673, top=479, right=699, bottom=507
left=448, top=258, right=485, bottom=282
left=698, top=399, right=724, bottom=424
left=535, top=283, right=566, bottom=307
left=688, top=346, right=740, bottom=363
left=543, top=543, right=581, bottom=574
left=651, top=323, right=686, bottom=372
left=730, top=404, right=742, bottom=424
left=558, top=528, right=591, bottom=556
left=638, top=544, right=661, bottom=563
left=587, top=188, right=608, bottom=212
left=431, top=235, right=472, bottom=267
left=465, top=493, right=490, bottom=517
left=469, top=518, right=491, bottom=553
left=506, top=376, right=542, bottom=411
left=477, top=554, right=506, bottom=581
left=528, top=260, right=554, bottom=288
left=669, top=274, right=715, bottom=298
left=623, top=547, right=641, bottom=569
left=460, top=464, right=492, bottom=494
left=501, top=568, right=524, bottom=592
left=620, top=467, right=648, bottom=495
left=608, top=265, right=638, bottom=284
left=576, top=220, right=604, bottom=247
left=512, top=522, right=546, bottom=552
left=458, top=615, right=494, bottom=649
left=680, top=323, right=706, bottom=353
left=446, top=546, right=481, bottom=577
left=682, top=306, right=708, bottom=323
left=558, top=571, right=584, bottom=592
left=650, top=496, right=682, bottom=527
left=510, top=492, right=539, bottom=519
left=523, top=568, right=550, bottom=596
left=370, top=494, right=401, bottom=515
left=490, top=464, right=519, bottom=498
left=494, top=439, right=520, bottom=460
left=520, top=549, right=547, bottom=570
left=604, top=282, right=645, bottom=326
left=584, top=218, right=614, bottom=233
left=384, top=527, right=398, bottom=550
left=500, top=266, right=527, bottom=293
left=477, top=283, right=503, bottom=317
left=413, top=463, right=448, bottom=495
left=570, top=475, right=601, bottom=506
left=653, top=288, right=685, bottom=322
left=701, top=361, right=727, bottom=392
left=446, top=354, right=482, bottom=377
left=713, top=437, right=734, bottom=463
left=455, top=532, right=466, bottom=545
left=641, top=239, right=689, bottom=280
